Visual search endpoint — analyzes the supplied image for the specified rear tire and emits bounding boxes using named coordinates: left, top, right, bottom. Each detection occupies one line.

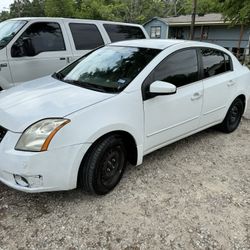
left=79, top=135, right=127, bottom=195
left=217, top=98, right=244, bottom=133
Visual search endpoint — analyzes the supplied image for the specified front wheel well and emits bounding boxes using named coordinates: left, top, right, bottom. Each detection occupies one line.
left=77, top=131, right=138, bottom=186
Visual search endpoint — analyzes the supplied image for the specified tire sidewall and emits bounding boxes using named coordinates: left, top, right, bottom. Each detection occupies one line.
left=83, top=136, right=127, bottom=195
left=225, top=98, right=244, bottom=133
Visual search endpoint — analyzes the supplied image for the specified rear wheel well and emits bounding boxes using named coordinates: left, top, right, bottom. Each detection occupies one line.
left=237, top=94, right=246, bottom=110
left=77, top=131, right=138, bottom=186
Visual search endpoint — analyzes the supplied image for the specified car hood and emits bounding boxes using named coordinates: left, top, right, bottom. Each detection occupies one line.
left=0, top=76, right=115, bottom=132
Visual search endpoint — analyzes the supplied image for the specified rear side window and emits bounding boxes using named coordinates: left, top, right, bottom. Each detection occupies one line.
left=201, top=48, right=232, bottom=78
left=153, top=49, right=199, bottom=88
left=103, top=24, right=145, bottom=42
left=69, top=23, right=104, bottom=50
left=11, top=22, right=65, bottom=57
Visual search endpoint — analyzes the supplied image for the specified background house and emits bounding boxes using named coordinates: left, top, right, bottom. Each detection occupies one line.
left=144, top=14, right=250, bottom=57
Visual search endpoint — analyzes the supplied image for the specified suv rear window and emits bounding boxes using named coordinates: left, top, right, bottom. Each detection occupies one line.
left=69, top=23, right=104, bottom=50
left=103, top=24, right=145, bottom=42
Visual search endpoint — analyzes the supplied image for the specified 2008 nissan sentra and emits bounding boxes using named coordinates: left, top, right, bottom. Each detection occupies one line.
left=0, top=39, right=249, bottom=195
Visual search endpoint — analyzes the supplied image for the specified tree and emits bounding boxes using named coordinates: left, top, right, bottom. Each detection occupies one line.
left=75, top=0, right=167, bottom=24
left=217, top=0, right=250, bottom=26
left=8, top=0, right=45, bottom=18
left=0, top=11, right=10, bottom=21
left=216, top=0, right=250, bottom=58
left=181, top=0, right=221, bottom=15
left=44, top=0, right=74, bottom=17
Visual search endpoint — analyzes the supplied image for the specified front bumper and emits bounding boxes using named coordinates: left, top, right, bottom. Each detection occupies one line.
left=0, top=131, right=90, bottom=192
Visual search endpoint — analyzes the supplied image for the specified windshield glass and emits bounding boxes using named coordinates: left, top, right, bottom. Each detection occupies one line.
left=57, top=46, right=160, bottom=93
left=0, top=20, right=27, bottom=50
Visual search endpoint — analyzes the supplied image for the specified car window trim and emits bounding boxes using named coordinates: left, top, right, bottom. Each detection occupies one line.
left=142, top=47, right=201, bottom=101
left=198, top=47, right=234, bottom=80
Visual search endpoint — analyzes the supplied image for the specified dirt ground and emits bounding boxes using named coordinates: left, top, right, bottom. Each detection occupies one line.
left=0, top=119, right=250, bottom=250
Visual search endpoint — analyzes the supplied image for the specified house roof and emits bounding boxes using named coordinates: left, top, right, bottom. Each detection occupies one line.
left=144, top=14, right=230, bottom=27
left=165, top=13, right=226, bottom=26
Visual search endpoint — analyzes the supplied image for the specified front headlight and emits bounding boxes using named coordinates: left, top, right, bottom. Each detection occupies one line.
left=15, top=118, right=70, bottom=152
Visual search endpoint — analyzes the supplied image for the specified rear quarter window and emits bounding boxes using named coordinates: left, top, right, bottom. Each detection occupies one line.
left=103, top=24, right=145, bottom=42
left=201, top=48, right=233, bottom=79
left=69, top=23, right=104, bottom=50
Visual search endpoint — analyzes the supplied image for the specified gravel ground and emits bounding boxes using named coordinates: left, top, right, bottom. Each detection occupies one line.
left=1, top=119, right=250, bottom=250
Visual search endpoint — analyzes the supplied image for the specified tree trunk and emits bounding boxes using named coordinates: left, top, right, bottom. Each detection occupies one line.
left=190, top=0, right=197, bottom=40
left=237, top=24, right=244, bottom=60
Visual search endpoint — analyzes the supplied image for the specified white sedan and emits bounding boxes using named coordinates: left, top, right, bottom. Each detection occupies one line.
left=0, top=39, right=249, bottom=195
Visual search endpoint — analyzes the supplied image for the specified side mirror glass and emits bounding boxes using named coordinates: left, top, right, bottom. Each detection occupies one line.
left=149, top=80, right=177, bottom=96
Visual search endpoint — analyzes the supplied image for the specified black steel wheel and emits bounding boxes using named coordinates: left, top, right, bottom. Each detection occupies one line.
left=218, top=98, right=244, bottom=133
left=79, top=135, right=127, bottom=195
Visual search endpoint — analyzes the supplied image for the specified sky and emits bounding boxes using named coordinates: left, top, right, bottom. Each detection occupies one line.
left=0, top=0, right=14, bottom=11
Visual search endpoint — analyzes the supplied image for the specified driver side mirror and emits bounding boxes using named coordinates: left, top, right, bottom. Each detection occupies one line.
left=149, top=80, right=177, bottom=96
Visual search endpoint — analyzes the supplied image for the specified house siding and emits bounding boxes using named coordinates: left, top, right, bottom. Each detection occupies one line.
left=144, top=17, right=250, bottom=51
left=169, top=25, right=250, bottom=49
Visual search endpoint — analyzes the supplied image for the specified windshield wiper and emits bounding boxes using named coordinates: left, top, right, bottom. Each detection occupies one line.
left=63, top=79, right=109, bottom=93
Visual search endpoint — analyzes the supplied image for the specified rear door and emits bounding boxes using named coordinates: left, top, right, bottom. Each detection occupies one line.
left=199, top=48, right=235, bottom=127
left=7, top=20, right=72, bottom=84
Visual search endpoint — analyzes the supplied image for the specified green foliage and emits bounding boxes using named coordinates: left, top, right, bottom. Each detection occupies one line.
left=8, top=0, right=45, bottom=18
left=74, top=0, right=166, bottom=24
left=217, top=0, right=250, bottom=26
left=44, top=0, right=74, bottom=17
left=0, top=11, right=10, bottom=21
left=181, top=0, right=221, bottom=15
left=3, top=0, right=243, bottom=27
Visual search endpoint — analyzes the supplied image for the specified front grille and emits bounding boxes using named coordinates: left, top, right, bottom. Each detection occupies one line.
left=0, top=126, right=7, bottom=143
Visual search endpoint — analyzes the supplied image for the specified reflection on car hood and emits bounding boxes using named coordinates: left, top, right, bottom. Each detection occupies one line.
left=0, top=76, right=115, bottom=132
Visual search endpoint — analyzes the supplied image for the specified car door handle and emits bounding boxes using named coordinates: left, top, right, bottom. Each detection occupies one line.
left=227, top=80, right=236, bottom=87
left=191, top=92, right=203, bottom=101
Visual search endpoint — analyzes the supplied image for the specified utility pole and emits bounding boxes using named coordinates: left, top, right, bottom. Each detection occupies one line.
left=190, top=0, right=197, bottom=40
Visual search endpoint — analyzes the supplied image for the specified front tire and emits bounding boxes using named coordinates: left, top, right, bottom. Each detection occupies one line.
left=218, top=98, right=244, bottom=133
left=79, top=135, right=127, bottom=195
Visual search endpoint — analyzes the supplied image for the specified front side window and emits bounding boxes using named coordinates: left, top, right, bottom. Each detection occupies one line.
left=69, top=23, right=104, bottom=50
left=201, top=48, right=232, bottom=78
left=11, top=22, right=65, bottom=57
left=56, top=46, right=160, bottom=93
left=150, top=26, right=161, bottom=38
left=103, top=24, right=145, bottom=42
left=152, top=49, right=199, bottom=88
left=0, top=20, right=27, bottom=50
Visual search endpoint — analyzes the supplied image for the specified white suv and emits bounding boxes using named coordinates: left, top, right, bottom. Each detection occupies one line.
left=0, top=39, right=249, bottom=195
left=0, top=17, right=148, bottom=90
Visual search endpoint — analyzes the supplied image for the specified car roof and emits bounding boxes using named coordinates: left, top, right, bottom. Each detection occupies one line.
left=110, top=39, right=236, bottom=52
left=8, top=17, right=143, bottom=27
left=110, top=39, right=186, bottom=50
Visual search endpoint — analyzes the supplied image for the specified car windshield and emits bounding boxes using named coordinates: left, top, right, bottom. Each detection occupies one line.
left=0, top=20, right=27, bottom=50
left=56, top=46, right=160, bottom=93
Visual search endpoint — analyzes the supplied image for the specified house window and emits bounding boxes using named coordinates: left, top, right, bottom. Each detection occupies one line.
left=150, top=26, right=161, bottom=38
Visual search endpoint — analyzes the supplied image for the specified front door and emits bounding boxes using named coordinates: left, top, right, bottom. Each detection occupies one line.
left=7, top=21, right=72, bottom=84
left=143, top=48, right=203, bottom=153
left=0, top=48, right=13, bottom=89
